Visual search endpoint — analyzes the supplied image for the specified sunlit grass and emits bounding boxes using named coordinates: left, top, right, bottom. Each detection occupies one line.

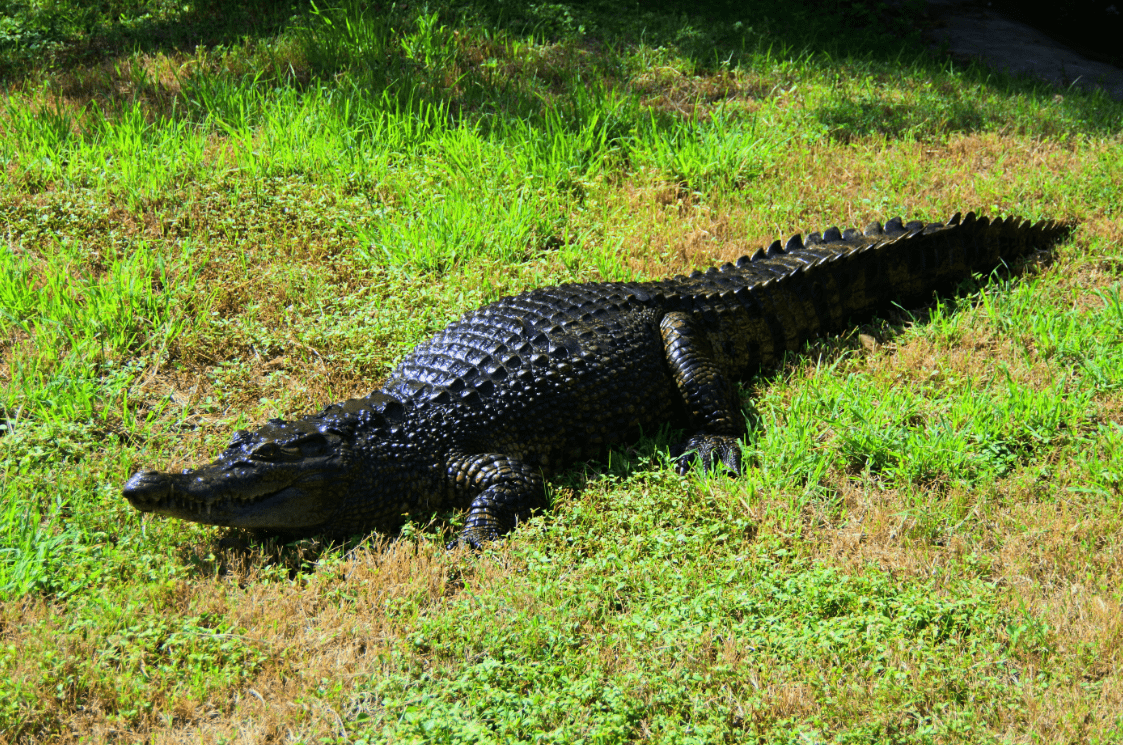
left=2, top=0, right=1122, bottom=740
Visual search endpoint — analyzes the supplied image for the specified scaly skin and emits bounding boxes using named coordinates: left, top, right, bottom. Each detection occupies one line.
left=123, top=211, right=1071, bottom=546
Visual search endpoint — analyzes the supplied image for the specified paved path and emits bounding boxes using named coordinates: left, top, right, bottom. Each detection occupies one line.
left=924, top=0, right=1123, bottom=100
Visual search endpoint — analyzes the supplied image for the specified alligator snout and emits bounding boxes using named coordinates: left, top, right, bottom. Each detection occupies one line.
left=122, top=470, right=172, bottom=505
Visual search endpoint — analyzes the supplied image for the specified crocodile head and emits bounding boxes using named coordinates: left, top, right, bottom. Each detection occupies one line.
left=123, top=423, right=357, bottom=530
left=123, top=392, right=414, bottom=534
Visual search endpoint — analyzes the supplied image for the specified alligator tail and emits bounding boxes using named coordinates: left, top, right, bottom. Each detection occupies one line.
left=665, top=211, right=1073, bottom=368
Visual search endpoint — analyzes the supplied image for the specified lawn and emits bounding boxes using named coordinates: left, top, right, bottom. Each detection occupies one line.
left=1, top=0, right=1121, bottom=741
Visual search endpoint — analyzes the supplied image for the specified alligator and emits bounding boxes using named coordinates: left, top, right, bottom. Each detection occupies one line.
left=123, top=211, right=1070, bottom=547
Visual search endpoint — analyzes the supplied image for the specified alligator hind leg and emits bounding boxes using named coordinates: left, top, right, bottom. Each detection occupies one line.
left=660, top=312, right=745, bottom=475
left=448, top=453, right=546, bottom=548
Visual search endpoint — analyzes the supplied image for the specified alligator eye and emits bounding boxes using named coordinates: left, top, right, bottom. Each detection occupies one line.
left=250, top=441, right=281, bottom=460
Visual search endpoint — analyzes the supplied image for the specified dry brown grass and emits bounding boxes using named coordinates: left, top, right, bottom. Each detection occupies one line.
left=594, top=133, right=1109, bottom=290
left=1, top=539, right=476, bottom=743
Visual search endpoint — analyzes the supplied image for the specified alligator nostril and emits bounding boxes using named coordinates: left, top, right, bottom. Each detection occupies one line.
left=122, top=470, right=171, bottom=502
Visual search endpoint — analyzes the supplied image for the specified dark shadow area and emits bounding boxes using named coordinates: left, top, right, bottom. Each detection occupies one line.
left=0, top=0, right=301, bottom=81
left=5, top=0, right=1120, bottom=136
left=1, top=0, right=929, bottom=81
left=993, top=0, right=1123, bottom=69
left=183, top=525, right=403, bottom=581
left=459, top=0, right=929, bottom=67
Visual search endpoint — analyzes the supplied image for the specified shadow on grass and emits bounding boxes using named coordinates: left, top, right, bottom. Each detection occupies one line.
left=5, top=0, right=1120, bottom=136
left=0, top=0, right=297, bottom=80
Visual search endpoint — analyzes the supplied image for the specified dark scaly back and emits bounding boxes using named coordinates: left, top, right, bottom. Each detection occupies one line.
left=384, top=281, right=656, bottom=407
left=379, top=210, right=1069, bottom=425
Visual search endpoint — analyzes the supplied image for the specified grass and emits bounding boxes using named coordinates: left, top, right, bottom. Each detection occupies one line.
left=1, top=0, right=1122, bottom=741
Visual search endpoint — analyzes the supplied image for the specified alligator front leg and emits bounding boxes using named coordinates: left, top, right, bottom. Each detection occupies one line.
left=447, top=453, right=546, bottom=548
left=660, top=311, right=745, bottom=475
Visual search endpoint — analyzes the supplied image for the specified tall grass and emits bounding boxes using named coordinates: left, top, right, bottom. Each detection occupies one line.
left=633, top=106, right=776, bottom=192
left=0, top=481, right=79, bottom=598
left=0, top=239, right=201, bottom=421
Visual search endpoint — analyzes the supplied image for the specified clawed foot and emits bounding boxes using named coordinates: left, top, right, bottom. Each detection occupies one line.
left=446, top=524, right=499, bottom=550
left=671, top=434, right=743, bottom=477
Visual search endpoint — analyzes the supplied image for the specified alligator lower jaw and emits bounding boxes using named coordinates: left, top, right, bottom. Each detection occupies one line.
left=126, top=490, right=263, bottom=525
left=129, top=486, right=331, bottom=530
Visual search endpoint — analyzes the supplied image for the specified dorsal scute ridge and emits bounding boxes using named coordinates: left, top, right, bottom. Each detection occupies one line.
left=730, top=217, right=915, bottom=271
left=690, top=211, right=1070, bottom=300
